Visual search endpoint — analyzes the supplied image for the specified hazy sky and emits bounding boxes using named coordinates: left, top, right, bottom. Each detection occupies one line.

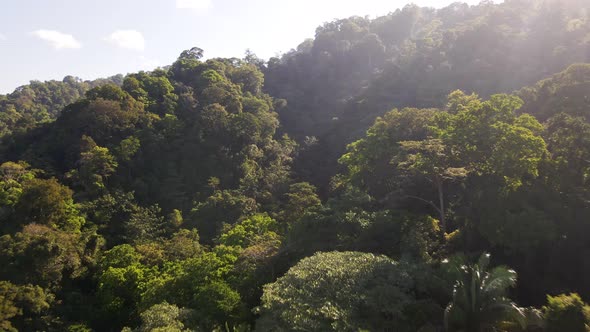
left=0, top=0, right=496, bottom=93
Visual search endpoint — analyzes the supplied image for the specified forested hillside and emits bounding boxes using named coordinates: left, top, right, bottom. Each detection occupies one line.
left=0, top=75, right=123, bottom=139
left=1, top=0, right=590, bottom=331
left=265, top=0, right=590, bottom=189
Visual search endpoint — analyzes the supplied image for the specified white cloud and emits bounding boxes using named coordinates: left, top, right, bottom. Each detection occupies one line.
left=176, top=0, right=211, bottom=10
left=105, top=30, right=145, bottom=51
left=31, top=30, right=81, bottom=49
left=0, top=33, right=6, bottom=41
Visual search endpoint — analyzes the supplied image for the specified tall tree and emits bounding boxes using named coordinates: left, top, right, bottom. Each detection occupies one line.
left=394, top=138, right=467, bottom=233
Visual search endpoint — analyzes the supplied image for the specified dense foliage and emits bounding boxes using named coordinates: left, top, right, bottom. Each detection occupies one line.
left=0, top=75, right=123, bottom=139
left=1, top=0, right=590, bottom=331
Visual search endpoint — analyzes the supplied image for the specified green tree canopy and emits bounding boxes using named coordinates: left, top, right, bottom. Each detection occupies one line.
left=256, top=251, right=438, bottom=332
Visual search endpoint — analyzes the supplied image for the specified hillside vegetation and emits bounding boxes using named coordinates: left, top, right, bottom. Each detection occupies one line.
left=1, top=0, right=590, bottom=331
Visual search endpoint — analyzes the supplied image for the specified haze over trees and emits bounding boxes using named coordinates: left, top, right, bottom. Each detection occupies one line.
left=1, top=0, right=590, bottom=331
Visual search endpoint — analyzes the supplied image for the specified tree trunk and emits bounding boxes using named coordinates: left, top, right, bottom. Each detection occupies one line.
left=436, top=178, right=446, bottom=234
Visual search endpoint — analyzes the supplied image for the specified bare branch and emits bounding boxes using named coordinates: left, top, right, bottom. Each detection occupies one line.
left=404, top=195, right=443, bottom=215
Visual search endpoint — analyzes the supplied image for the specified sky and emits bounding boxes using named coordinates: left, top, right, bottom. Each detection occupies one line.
left=0, top=0, right=495, bottom=94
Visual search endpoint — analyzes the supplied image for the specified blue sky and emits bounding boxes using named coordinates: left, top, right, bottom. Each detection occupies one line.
left=0, top=0, right=493, bottom=94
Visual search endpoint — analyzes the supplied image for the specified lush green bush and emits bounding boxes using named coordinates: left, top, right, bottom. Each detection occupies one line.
left=543, top=293, right=590, bottom=332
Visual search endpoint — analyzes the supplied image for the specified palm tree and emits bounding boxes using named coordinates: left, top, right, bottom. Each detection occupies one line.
left=444, top=253, right=526, bottom=332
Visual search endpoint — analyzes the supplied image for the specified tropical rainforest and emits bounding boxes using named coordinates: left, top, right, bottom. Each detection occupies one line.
left=1, top=0, right=590, bottom=331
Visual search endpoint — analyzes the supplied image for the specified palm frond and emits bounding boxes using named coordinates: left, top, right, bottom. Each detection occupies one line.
left=483, top=266, right=517, bottom=295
